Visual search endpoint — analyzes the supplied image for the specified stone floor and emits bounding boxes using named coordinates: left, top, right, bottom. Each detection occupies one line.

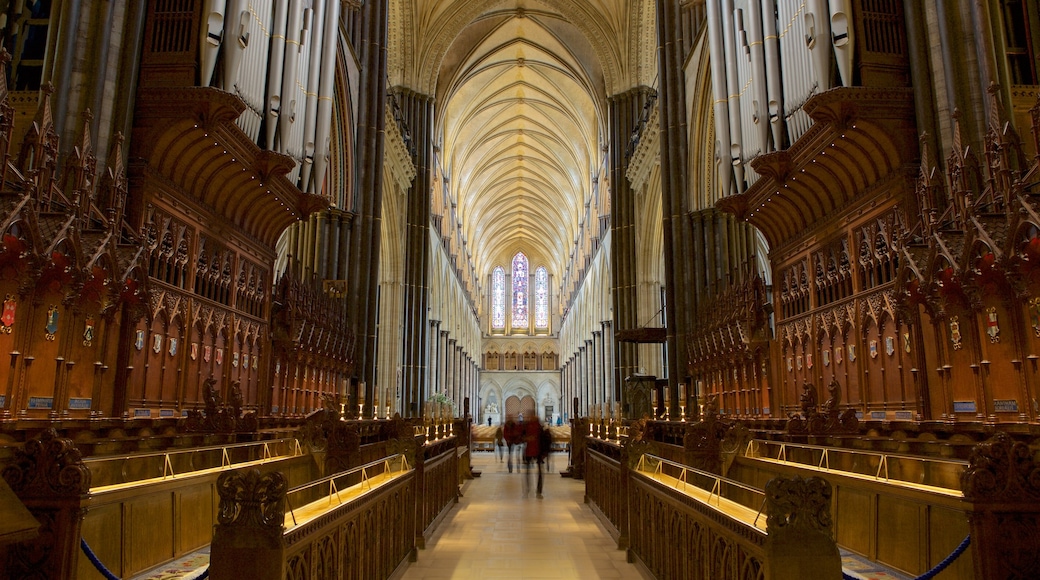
left=395, top=451, right=651, bottom=580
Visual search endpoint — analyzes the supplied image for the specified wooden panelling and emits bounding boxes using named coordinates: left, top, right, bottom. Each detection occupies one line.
left=78, top=455, right=316, bottom=578
left=835, top=486, right=873, bottom=557
left=78, top=503, right=123, bottom=580
left=876, top=495, right=922, bottom=574
left=176, top=483, right=214, bottom=554
left=928, top=506, right=972, bottom=580
left=732, top=456, right=971, bottom=577
left=127, top=492, right=176, bottom=575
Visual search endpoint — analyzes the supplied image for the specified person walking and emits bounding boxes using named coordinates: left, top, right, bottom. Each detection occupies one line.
left=494, top=424, right=504, bottom=462
left=539, top=422, right=553, bottom=474
left=522, top=417, right=543, bottom=497
left=504, top=417, right=520, bottom=473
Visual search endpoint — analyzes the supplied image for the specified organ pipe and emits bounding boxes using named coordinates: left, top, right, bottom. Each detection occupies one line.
left=278, top=0, right=305, bottom=155
left=265, top=0, right=289, bottom=150
left=808, top=0, right=833, bottom=91
left=221, top=0, right=246, bottom=93
left=301, top=0, right=327, bottom=193
left=235, top=2, right=274, bottom=141
left=312, top=0, right=340, bottom=199
left=761, top=0, right=784, bottom=149
left=721, top=0, right=745, bottom=192
left=829, top=0, right=853, bottom=86
left=705, top=0, right=733, bottom=196
left=201, top=0, right=226, bottom=87
left=746, top=0, right=771, bottom=154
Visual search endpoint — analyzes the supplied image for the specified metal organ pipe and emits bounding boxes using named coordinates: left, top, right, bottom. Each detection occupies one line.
left=747, top=0, right=771, bottom=154
left=266, top=0, right=289, bottom=151
left=201, top=0, right=226, bottom=87
left=829, top=0, right=853, bottom=86
left=706, top=0, right=733, bottom=197
left=733, top=6, right=761, bottom=188
left=286, top=5, right=315, bottom=185
left=779, top=0, right=814, bottom=144
left=301, top=0, right=327, bottom=193
left=761, top=0, right=784, bottom=149
left=279, top=0, right=305, bottom=155
left=313, top=0, right=340, bottom=199
left=721, top=0, right=745, bottom=192
left=235, top=2, right=274, bottom=141
left=221, top=0, right=246, bottom=93
left=808, top=0, right=833, bottom=91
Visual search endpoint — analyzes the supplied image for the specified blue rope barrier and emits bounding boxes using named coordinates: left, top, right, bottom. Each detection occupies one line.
left=81, top=537, right=210, bottom=580
left=80, top=538, right=121, bottom=580
left=842, top=535, right=970, bottom=580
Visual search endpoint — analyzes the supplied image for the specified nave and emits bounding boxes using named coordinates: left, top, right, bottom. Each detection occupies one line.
left=396, top=452, right=649, bottom=580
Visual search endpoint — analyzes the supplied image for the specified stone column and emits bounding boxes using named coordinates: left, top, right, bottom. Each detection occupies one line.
left=348, top=0, right=390, bottom=399
left=657, top=0, right=695, bottom=399
left=397, top=88, right=435, bottom=417
left=608, top=87, right=654, bottom=397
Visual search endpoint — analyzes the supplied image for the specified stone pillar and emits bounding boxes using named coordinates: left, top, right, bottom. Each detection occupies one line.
left=657, top=0, right=695, bottom=398
left=397, top=88, right=435, bottom=418
left=608, top=87, right=653, bottom=398
left=962, top=432, right=1040, bottom=579
left=348, top=0, right=390, bottom=395
left=1, top=429, right=90, bottom=580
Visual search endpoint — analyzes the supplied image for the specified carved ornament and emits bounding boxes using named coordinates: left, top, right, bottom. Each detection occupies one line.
left=1, top=428, right=90, bottom=497
left=962, top=432, right=1040, bottom=502
left=216, top=468, right=287, bottom=533
left=764, top=476, right=833, bottom=535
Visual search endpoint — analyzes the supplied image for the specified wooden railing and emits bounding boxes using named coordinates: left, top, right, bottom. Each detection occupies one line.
left=415, top=437, right=460, bottom=546
left=78, top=440, right=315, bottom=580
left=733, top=441, right=972, bottom=577
left=584, top=431, right=841, bottom=580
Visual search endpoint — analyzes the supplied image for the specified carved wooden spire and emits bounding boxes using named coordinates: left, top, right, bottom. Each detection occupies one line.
left=18, top=82, right=60, bottom=207
left=946, top=109, right=979, bottom=228
left=916, top=132, right=941, bottom=238
left=0, top=49, right=13, bottom=191
left=100, top=132, right=128, bottom=231
left=65, top=109, right=98, bottom=226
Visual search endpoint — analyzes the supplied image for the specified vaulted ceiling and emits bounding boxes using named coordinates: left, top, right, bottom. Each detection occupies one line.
left=390, top=0, right=652, bottom=286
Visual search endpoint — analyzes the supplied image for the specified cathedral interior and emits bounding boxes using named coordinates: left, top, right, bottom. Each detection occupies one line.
left=1, top=1, right=1039, bottom=579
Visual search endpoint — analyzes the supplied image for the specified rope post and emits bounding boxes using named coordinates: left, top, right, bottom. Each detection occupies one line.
left=961, top=433, right=1040, bottom=579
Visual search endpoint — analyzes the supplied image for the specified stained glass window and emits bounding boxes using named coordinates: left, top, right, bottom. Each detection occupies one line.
left=511, top=252, right=528, bottom=329
left=534, top=266, right=548, bottom=329
left=491, top=267, right=505, bottom=330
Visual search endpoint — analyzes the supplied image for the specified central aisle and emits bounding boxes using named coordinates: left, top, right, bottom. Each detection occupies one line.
left=395, top=452, right=652, bottom=580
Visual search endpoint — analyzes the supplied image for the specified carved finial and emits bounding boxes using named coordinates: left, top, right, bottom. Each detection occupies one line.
left=765, top=476, right=833, bottom=534
left=1, top=428, right=91, bottom=497
left=0, top=48, right=11, bottom=104
left=986, top=83, right=1004, bottom=132
left=962, top=432, right=1040, bottom=502
left=34, top=82, right=56, bottom=135
left=215, top=469, right=287, bottom=534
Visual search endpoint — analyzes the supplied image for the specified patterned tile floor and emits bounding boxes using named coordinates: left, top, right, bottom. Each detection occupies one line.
left=127, top=546, right=209, bottom=580
left=123, top=451, right=918, bottom=580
